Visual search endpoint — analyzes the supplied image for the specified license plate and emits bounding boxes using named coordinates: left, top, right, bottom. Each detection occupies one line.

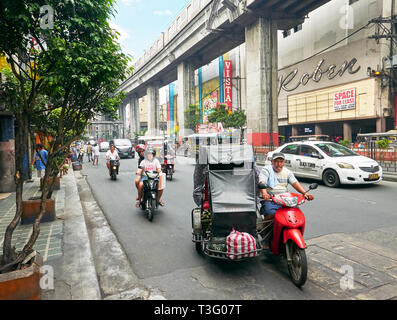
left=369, top=173, right=379, bottom=180
left=123, top=152, right=128, bottom=156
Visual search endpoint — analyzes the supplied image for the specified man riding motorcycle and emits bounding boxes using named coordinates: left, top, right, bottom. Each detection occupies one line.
left=106, top=144, right=120, bottom=175
left=258, top=152, right=314, bottom=220
left=135, top=147, right=164, bottom=207
left=135, top=144, right=146, bottom=201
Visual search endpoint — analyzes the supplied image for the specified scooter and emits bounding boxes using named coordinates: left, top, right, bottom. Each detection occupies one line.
left=258, top=183, right=318, bottom=287
left=109, top=160, right=119, bottom=180
left=140, top=170, right=159, bottom=221
left=161, top=155, right=175, bottom=181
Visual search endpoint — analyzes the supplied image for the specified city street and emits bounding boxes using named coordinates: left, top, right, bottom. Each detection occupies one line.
left=80, top=153, right=397, bottom=300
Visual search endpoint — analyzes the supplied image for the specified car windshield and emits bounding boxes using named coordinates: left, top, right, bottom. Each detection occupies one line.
left=114, top=139, right=131, bottom=146
left=316, top=143, right=358, bottom=157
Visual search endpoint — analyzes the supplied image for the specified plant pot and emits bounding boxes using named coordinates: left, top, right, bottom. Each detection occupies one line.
left=0, top=253, right=43, bottom=300
left=40, top=176, right=60, bottom=191
left=72, top=162, right=82, bottom=171
left=21, top=198, right=56, bottom=225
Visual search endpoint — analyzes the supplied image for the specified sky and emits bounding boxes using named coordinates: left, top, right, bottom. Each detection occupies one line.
left=110, top=0, right=191, bottom=64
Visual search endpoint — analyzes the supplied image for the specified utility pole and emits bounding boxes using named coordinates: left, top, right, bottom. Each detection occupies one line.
left=368, top=5, right=397, bottom=129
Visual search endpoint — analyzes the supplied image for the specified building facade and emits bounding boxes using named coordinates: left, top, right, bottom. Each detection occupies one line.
left=129, top=0, right=395, bottom=144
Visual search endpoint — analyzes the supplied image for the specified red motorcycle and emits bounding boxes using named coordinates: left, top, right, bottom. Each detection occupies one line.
left=258, top=183, right=318, bottom=287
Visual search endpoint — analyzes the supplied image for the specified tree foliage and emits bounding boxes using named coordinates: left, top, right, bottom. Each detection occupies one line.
left=184, top=104, right=201, bottom=132
left=0, top=0, right=130, bottom=271
left=207, top=104, right=246, bottom=129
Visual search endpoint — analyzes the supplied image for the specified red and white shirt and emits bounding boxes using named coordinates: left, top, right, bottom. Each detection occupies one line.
left=140, top=158, right=161, bottom=172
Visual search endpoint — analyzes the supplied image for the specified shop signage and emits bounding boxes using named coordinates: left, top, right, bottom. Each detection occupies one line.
left=224, top=60, right=232, bottom=109
left=278, top=58, right=361, bottom=95
left=333, top=88, right=356, bottom=111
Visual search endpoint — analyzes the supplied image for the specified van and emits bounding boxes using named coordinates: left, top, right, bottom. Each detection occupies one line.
left=109, top=139, right=134, bottom=158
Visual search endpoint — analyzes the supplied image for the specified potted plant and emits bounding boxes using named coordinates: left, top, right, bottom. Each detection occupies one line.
left=0, top=0, right=130, bottom=299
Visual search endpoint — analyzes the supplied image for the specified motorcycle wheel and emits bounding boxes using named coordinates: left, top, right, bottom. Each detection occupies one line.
left=147, top=209, right=153, bottom=222
left=146, top=199, right=153, bottom=222
left=286, top=240, right=307, bottom=288
left=167, top=169, right=172, bottom=181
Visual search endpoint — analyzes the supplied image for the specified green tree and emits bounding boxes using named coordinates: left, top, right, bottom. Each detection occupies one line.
left=338, top=138, right=351, bottom=148
left=207, top=104, right=247, bottom=129
left=0, top=0, right=129, bottom=272
left=184, top=104, right=201, bottom=132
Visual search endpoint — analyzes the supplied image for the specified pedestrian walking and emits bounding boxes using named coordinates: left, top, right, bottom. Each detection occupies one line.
left=32, top=144, right=48, bottom=178
left=86, top=142, right=93, bottom=162
left=92, top=143, right=100, bottom=166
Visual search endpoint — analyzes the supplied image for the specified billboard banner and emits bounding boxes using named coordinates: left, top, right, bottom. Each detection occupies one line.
left=224, top=60, right=232, bottom=110
left=334, top=88, right=356, bottom=111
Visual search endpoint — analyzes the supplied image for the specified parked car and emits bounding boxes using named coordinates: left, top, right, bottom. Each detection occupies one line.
left=265, top=141, right=383, bottom=187
left=99, top=141, right=109, bottom=152
left=109, top=139, right=135, bottom=158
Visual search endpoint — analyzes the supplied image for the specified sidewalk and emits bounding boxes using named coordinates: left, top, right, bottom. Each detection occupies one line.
left=0, top=171, right=100, bottom=299
left=0, top=168, right=165, bottom=300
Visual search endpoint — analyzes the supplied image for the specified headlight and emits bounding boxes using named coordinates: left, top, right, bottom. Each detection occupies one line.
left=113, top=166, right=116, bottom=170
left=337, top=163, right=355, bottom=169
left=284, top=196, right=298, bottom=207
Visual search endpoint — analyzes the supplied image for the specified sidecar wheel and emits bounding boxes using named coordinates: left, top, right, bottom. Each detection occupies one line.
left=195, top=242, right=202, bottom=253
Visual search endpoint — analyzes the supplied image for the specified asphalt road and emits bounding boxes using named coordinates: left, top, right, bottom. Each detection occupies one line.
left=81, top=153, right=397, bottom=299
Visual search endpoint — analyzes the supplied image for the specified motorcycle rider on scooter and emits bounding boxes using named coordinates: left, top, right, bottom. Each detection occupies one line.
left=258, top=152, right=314, bottom=221
left=135, top=144, right=146, bottom=204
left=135, top=147, right=165, bottom=207
left=106, top=144, right=120, bottom=175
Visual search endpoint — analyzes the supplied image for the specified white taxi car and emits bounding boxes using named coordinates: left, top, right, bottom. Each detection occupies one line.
left=265, top=141, right=382, bottom=187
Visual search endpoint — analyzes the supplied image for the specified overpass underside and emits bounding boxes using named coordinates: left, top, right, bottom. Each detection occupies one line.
left=120, top=0, right=331, bottom=145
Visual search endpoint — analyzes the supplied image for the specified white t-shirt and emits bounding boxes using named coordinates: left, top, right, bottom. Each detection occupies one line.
left=140, top=158, right=161, bottom=172
left=106, top=150, right=119, bottom=160
left=92, top=145, right=100, bottom=156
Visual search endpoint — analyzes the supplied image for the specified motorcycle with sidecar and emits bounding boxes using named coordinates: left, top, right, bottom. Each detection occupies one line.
left=191, top=144, right=317, bottom=287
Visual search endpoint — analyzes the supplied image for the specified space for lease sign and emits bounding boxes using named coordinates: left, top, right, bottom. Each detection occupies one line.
left=334, top=88, right=356, bottom=111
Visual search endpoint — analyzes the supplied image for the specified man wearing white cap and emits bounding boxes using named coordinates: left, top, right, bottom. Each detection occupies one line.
left=259, top=152, right=314, bottom=220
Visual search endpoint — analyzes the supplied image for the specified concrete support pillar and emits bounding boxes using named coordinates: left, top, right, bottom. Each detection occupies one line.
left=291, top=126, right=298, bottom=136
left=315, top=124, right=322, bottom=135
left=129, top=94, right=140, bottom=135
left=376, top=117, right=386, bottom=133
left=245, top=17, right=278, bottom=146
left=343, top=122, right=352, bottom=142
left=147, top=83, right=160, bottom=136
left=0, top=115, right=16, bottom=193
left=177, top=61, right=195, bottom=140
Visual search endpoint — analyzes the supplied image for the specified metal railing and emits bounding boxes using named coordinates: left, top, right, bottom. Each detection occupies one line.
left=353, top=142, right=397, bottom=174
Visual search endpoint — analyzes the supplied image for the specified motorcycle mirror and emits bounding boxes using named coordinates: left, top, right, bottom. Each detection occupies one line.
left=309, top=183, right=318, bottom=190
left=258, top=183, right=267, bottom=190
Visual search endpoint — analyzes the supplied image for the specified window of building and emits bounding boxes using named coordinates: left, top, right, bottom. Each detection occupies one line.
left=282, top=29, right=291, bottom=38
left=293, top=24, right=302, bottom=33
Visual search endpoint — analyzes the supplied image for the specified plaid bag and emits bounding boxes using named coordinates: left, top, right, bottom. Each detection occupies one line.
left=226, top=229, right=257, bottom=260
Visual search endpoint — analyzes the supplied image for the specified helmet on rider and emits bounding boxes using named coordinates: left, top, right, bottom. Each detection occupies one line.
left=136, top=144, right=146, bottom=153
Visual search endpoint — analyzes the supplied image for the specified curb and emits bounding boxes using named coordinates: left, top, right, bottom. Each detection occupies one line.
left=44, top=171, right=102, bottom=300
left=382, top=174, right=397, bottom=182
